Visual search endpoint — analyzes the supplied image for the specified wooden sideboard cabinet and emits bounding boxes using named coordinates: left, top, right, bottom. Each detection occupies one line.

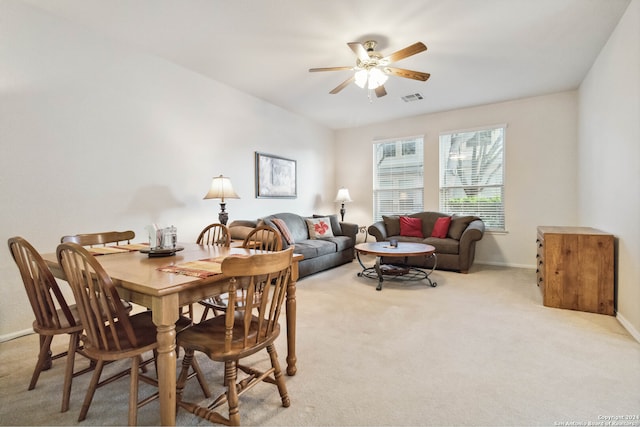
left=536, top=226, right=614, bottom=315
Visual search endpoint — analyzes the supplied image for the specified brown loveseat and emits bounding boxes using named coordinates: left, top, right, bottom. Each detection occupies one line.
left=367, top=212, right=485, bottom=273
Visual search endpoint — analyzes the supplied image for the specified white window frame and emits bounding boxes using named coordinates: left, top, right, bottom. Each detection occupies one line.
left=439, top=124, right=506, bottom=232
left=373, top=136, right=424, bottom=222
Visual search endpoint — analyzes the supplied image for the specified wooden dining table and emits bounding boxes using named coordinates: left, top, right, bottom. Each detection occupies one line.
left=42, top=242, right=302, bottom=426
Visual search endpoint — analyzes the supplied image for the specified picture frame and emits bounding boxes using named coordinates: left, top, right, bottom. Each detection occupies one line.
left=255, top=152, right=297, bottom=198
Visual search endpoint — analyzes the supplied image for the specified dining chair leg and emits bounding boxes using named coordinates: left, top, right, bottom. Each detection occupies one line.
left=176, top=349, right=211, bottom=399
left=29, top=335, right=53, bottom=390
left=39, top=334, right=53, bottom=370
left=61, top=333, right=79, bottom=412
left=199, top=306, right=210, bottom=323
left=190, top=355, right=212, bottom=398
left=225, top=360, right=240, bottom=426
left=267, top=344, right=290, bottom=407
left=128, top=356, right=139, bottom=426
left=176, top=349, right=194, bottom=405
left=78, top=360, right=104, bottom=422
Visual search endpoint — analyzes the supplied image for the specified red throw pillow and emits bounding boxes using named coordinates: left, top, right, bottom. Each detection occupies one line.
left=431, top=216, right=452, bottom=238
left=399, top=216, right=423, bottom=238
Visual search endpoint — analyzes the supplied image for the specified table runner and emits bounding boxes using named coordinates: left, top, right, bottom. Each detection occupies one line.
left=158, top=254, right=250, bottom=278
left=87, top=243, right=149, bottom=256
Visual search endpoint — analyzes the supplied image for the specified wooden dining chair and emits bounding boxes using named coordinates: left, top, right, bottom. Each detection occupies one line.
left=60, top=230, right=135, bottom=246
left=196, top=223, right=231, bottom=246
left=176, top=247, right=294, bottom=426
left=242, top=224, right=283, bottom=252
left=61, top=231, right=139, bottom=311
left=183, top=223, right=231, bottom=321
left=7, top=236, right=94, bottom=413
left=56, top=242, right=210, bottom=425
left=198, top=224, right=283, bottom=322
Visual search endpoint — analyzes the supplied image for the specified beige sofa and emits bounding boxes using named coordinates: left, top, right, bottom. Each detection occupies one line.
left=367, top=212, right=485, bottom=273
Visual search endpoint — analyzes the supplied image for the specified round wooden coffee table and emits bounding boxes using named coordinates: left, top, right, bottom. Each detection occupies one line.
left=354, top=242, right=437, bottom=291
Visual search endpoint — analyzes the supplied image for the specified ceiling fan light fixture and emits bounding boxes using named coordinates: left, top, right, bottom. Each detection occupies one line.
left=354, top=69, right=368, bottom=88
left=368, top=67, right=388, bottom=89
left=354, top=67, right=388, bottom=90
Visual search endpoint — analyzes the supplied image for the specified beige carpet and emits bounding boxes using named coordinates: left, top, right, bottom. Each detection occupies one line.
left=1, top=261, right=639, bottom=426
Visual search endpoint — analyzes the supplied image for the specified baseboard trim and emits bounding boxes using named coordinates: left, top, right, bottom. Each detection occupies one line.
left=616, top=313, right=640, bottom=343
left=0, top=328, right=34, bottom=343
left=476, top=261, right=536, bottom=269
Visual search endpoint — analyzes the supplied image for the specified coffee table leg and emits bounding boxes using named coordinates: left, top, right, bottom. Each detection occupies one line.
left=375, top=256, right=384, bottom=291
left=424, top=253, right=438, bottom=287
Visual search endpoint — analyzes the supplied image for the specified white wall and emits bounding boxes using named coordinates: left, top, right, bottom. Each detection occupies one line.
left=0, top=1, right=335, bottom=338
left=335, top=91, right=579, bottom=268
left=578, top=0, right=640, bottom=338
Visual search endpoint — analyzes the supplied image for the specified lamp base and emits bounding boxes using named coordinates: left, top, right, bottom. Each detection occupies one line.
left=340, top=204, right=346, bottom=222
left=219, top=202, right=229, bottom=225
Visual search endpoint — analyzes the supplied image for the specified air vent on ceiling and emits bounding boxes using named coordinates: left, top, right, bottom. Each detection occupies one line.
left=401, top=93, right=424, bottom=102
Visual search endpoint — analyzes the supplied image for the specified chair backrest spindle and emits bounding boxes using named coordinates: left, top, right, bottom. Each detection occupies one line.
left=60, top=230, right=135, bottom=247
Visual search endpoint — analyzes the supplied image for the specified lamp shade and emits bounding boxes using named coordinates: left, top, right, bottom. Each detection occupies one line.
left=334, top=187, right=352, bottom=203
left=203, top=175, right=240, bottom=202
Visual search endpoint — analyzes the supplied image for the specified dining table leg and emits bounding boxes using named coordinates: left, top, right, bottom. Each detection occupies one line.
left=153, top=294, right=179, bottom=426
left=285, top=263, right=298, bottom=376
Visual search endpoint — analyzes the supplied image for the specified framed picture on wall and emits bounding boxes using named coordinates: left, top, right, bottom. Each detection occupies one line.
left=255, top=152, right=297, bottom=198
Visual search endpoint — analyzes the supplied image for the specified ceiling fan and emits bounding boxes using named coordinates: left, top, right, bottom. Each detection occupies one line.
left=309, top=40, right=430, bottom=98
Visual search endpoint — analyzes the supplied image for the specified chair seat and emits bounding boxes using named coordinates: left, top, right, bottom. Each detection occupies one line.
left=82, top=311, right=194, bottom=361
left=32, top=305, right=84, bottom=335
left=178, top=314, right=280, bottom=361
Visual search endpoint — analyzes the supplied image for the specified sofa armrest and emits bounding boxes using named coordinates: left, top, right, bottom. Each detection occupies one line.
left=367, top=221, right=388, bottom=242
left=228, top=220, right=258, bottom=228
left=458, top=219, right=485, bottom=272
left=339, top=222, right=358, bottom=241
left=460, top=219, right=485, bottom=244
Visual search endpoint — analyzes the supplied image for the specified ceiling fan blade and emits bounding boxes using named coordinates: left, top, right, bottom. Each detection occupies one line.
left=386, top=67, right=431, bottom=81
left=329, top=76, right=355, bottom=94
left=383, top=42, right=427, bottom=63
left=375, top=85, right=387, bottom=98
left=348, top=42, right=369, bottom=62
left=309, top=66, right=353, bottom=72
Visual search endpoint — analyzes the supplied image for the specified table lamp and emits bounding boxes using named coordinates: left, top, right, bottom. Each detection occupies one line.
left=334, top=187, right=352, bottom=221
left=203, top=175, right=240, bottom=225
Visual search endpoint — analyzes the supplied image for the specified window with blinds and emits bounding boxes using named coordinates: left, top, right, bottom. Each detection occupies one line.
left=373, top=136, right=424, bottom=221
left=439, top=125, right=506, bottom=231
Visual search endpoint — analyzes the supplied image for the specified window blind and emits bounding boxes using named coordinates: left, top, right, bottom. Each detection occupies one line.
left=439, top=126, right=506, bottom=231
left=373, top=137, right=424, bottom=221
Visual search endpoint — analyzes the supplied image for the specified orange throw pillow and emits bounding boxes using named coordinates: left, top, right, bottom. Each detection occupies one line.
left=431, top=216, right=452, bottom=238
left=399, top=216, right=423, bottom=238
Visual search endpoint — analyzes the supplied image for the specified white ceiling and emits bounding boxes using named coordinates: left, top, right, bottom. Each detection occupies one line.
left=22, top=0, right=631, bottom=130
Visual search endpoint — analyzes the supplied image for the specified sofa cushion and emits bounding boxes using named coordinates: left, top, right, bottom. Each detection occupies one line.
left=383, top=215, right=400, bottom=236
left=431, top=216, right=452, bottom=238
left=306, top=217, right=335, bottom=239
left=448, top=215, right=478, bottom=240
left=292, top=239, right=336, bottom=259
left=399, top=216, right=423, bottom=238
left=272, top=218, right=295, bottom=245
left=229, top=225, right=255, bottom=241
left=424, top=237, right=460, bottom=255
left=324, top=236, right=352, bottom=252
